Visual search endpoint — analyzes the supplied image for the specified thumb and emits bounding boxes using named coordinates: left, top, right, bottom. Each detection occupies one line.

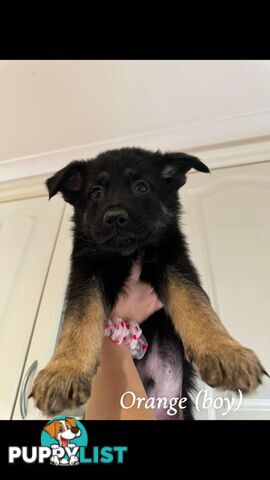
left=127, top=257, right=142, bottom=286
left=155, top=298, right=163, bottom=311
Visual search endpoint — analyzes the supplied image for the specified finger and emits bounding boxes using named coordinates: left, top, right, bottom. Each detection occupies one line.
left=127, top=258, right=142, bottom=285
left=155, top=299, right=163, bottom=311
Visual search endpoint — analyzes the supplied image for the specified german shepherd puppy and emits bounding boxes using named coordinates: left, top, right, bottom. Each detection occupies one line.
left=31, top=148, right=266, bottom=419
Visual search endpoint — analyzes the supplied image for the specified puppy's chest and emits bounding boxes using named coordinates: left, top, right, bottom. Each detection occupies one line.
left=98, top=256, right=164, bottom=307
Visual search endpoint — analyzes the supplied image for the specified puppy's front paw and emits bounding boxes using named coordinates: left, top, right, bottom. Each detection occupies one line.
left=30, top=359, right=99, bottom=415
left=192, top=343, right=266, bottom=393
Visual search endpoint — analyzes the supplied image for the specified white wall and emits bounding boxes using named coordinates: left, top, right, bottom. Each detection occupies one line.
left=0, top=60, right=270, bottom=167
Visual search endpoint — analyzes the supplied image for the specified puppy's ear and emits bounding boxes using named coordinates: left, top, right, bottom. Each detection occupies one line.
left=65, top=417, right=77, bottom=428
left=160, top=152, right=210, bottom=190
left=46, top=161, right=86, bottom=204
left=44, top=421, right=57, bottom=438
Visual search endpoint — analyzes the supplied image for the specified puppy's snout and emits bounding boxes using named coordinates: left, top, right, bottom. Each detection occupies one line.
left=71, top=427, right=79, bottom=434
left=103, top=209, right=129, bottom=228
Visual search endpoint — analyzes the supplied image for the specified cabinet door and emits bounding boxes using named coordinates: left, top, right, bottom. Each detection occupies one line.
left=13, top=205, right=73, bottom=420
left=0, top=196, right=64, bottom=419
left=181, top=162, right=270, bottom=419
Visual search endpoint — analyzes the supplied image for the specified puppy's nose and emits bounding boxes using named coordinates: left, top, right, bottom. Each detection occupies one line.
left=103, top=209, right=129, bottom=228
left=71, top=427, right=79, bottom=434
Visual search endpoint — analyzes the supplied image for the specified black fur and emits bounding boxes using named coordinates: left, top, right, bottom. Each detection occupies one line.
left=47, top=147, right=210, bottom=419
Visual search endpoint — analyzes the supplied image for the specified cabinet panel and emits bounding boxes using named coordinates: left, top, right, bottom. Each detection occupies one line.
left=13, top=205, right=73, bottom=419
left=181, top=162, right=270, bottom=419
left=0, top=196, right=64, bottom=418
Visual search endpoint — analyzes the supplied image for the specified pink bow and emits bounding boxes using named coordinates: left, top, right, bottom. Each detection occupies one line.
left=104, top=315, right=148, bottom=360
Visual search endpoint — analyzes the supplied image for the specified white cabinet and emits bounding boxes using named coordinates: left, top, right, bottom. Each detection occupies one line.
left=181, top=162, right=270, bottom=419
left=12, top=205, right=73, bottom=420
left=0, top=196, right=64, bottom=419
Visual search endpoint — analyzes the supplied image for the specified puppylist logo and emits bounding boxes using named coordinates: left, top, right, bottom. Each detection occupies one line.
left=8, top=416, right=128, bottom=466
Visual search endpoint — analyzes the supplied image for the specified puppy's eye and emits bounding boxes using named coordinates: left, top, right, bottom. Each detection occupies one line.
left=133, top=180, right=150, bottom=194
left=91, top=185, right=104, bottom=200
left=59, top=426, right=64, bottom=432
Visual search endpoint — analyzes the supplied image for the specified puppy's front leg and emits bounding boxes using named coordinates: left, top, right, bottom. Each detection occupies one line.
left=165, top=268, right=266, bottom=392
left=31, top=285, right=105, bottom=415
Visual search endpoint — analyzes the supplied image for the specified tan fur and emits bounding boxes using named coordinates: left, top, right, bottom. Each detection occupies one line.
left=31, top=291, right=105, bottom=415
left=166, top=269, right=265, bottom=392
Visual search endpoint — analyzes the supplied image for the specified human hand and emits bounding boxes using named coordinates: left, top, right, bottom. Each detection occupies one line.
left=111, top=258, right=163, bottom=324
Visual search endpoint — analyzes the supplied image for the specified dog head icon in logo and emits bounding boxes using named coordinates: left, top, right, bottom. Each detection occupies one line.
left=41, top=416, right=88, bottom=465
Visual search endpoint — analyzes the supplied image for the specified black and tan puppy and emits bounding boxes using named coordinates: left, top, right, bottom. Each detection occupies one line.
left=31, top=148, right=266, bottom=419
